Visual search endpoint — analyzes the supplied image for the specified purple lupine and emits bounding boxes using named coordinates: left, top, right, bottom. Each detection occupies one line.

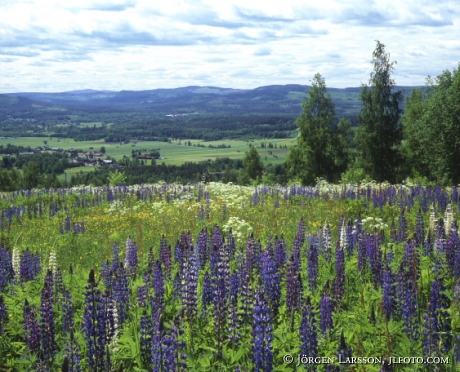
left=211, top=244, right=228, bottom=354
left=83, top=269, right=106, bottom=371
left=138, top=285, right=149, bottom=308
left=0, top=295, right=7, bottom=335
left=196, top=229, right=208, bottom=270
left=308, top=243, right=319, bottom=292
left=23, top=299, right=41, bottom=353
left=379, top=358, right=394, bottom=372
left=357, top=232, right=367, bottom=273
left=300, top=296, right=317, bottom=370
left=113, top=263, right=129, bottom=327
left=40, top=282, right=56, bottom=364
left=423, top=265, right=451, bottom=355
left=381, top=262, right=397, bottom=321
left=286, top=254, right=301, bottom=316
left=54, top=267, right=64, bottom=297
left=228, top=273, right=241, bottom=347
left=251, top=287, right=273, bottom=372
left=101, top=260, right=112, bottom=291
left=160, top=235, right=172, bottom=277
left=423, top=230, right=434, bottom=257
left=260, top=250, right=281, bottom=318
left=103, top=290, right=118, bottom=346
left=181, top=246, right=198, bottom=320
left=0, top=247, right=14, bottom=292
left=274, top=235, right=286, bottom=273
left=65, top=215, right=71, bottom=232
left=201, top=271, right=213, bottom=309
left=445, top=225, right=460, bottom=276
left=320, top=281, right=334, bottom=335
left=62, top=290, right=74, bottom=338
left=19, top=248, right=33, bottom=282
left=337, top=331, right=352, bottom=365
left=152, top=260, right=165, bottom=314
left=415, top=209, right=425, bottom=247
left=345, top=220, right=354, bottom=256
left=140, top=308, right=153, bottom=366
left=397, top=211, right=407, bottom=243
left=333, top=242, right=345, bottom=305
left=367, top=233, right=383, bottom=287
left=64, top=328, right=82, bottom=372
left=397, top=262, right=419, bottom=340
left=124, top=235, right=138, bottom=277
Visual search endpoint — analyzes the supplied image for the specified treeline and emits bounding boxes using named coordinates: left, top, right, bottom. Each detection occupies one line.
left=0, top=114, right=298, bottom=142
left=286, top=41, right=460, bottom=186
left=68, top=157, right=287, bottom=187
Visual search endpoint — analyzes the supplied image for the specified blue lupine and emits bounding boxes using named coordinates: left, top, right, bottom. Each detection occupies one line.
left=286, top=254, right=301, bottom=315
left=113, top=263, right=129, bottom=327
left=320, top=281, right=334, bottom=335
left=197, top=229, right=208, bottom=270
left=381, top=262, right=397, bottom=321
left=140, top=309, right=153, bottom=366
left=111, top=243, right=120, bottom=273
left=124, top=235, right=138, bottom=277
left=397, top=211, right=407, bottom=243
left=300, top=296, right=317, bottom=370
left=201, top=271, right=213, bottom=308
left=62, top=290, right=74, bottom=338
left=83, top=269, right=106, bottom=370
left=64, top=328, right=82, bottom=372
left=274, top=235, right=286, bottom=273
left=251, top=287, right=273, bottom=372
left=333, top=242, right=345, bottom=304
left=261, top=250, right=281, bottom=317
left=24, top=299, right=41, bottom=353
left=337, top=331, right=352, bottom=364
left=182, top=247, right=198, bottom=319
left=398, top=262, right=419, bottom=340
left=153, top=260, right=165, bottom=313
left=445, top=225, right=460, bottom=276
left=423, top=264, right=451, bottom=355
left=307, top=243, right=319, bottom=291
left=415, top=209, right=425, bottom=247
left=423, top=230, right=433, bottom=257
left=0, top=295, right=7, bottom=335
left=137, top=285, right=149, bottom=308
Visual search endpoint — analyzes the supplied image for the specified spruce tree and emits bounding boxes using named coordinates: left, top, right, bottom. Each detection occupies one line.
left=355, top=41, right=403, bottom=183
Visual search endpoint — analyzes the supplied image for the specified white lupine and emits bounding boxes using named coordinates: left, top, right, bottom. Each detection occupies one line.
left=12, top=246, right=20, bottom=279
left=340, top=223, right=347, bottom=250
left=444, top=203, right=454, bottom=236
left=428, top=203, right=437, bottom=233
left=49, top=249, right=57, bottom=274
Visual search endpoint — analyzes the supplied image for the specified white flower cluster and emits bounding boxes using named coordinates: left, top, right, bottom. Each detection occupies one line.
left=49, top=249, right=57, bottom=274
left=444, top=203, right=454, bottom=236
left=12, top=246, right=20, bottom=279
left=429, top=203, right=437, bottom=233
left=361, top=217, right=388, bottom=232
left=222, top=216, right=252, bottom=245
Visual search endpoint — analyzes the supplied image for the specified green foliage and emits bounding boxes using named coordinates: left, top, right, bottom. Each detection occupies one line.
left=355, top=41, right=403, bottom=183
left=402, top=64, right=460, bottom=184
left=238, top=146, right=264, bottom=185
left=285, top=73, right=347, bottom=185
left=107, top=170, right=127, bottom=186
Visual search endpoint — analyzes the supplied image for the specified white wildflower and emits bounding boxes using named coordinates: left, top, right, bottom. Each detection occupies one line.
left=12, top=246, right=20, bottom=279
left=49, top=249, right=57, bottom=274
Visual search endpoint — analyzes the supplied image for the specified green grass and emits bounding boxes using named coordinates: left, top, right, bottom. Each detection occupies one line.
left=2, top=136, right=296, bottom=168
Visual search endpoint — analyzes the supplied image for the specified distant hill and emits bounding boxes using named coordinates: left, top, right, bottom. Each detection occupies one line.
left=4, top=85, right=424, bottom=117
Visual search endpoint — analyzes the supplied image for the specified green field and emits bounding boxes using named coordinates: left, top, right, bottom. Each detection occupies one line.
left=2, top=136, right=296, bottom=182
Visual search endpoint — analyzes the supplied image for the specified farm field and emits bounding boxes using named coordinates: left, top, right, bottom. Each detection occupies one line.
left=2, top=136, right=295, bottom=169
left=0, top=181, right=458, bottom=370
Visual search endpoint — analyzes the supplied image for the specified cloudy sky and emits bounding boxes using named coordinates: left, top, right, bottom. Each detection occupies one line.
left=1, top=0, right=458, bottom=92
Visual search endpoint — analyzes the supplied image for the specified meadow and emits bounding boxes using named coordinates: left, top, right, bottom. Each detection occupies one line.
left=0, top=180, right=459, bottom=371
left=3, top=136, right=295, bottom=182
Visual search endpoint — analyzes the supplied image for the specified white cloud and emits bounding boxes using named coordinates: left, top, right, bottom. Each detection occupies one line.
left=0, top=0, right=458, bottom=92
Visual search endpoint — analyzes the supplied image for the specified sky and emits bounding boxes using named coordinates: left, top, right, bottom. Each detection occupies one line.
left=0, top=0, right=459, bottom=93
